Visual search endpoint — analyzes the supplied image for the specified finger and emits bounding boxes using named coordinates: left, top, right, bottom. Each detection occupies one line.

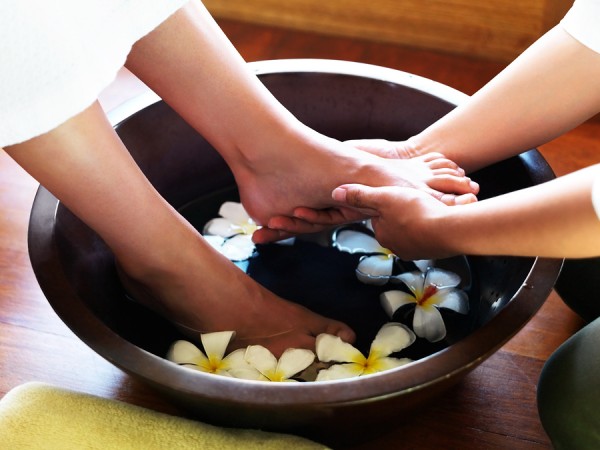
left=332, top=184, right=383, bottom=214
left=252, top=227, right=296, bottom=244
left=292, top=207, right=350, bottom=225
left=292, top=206, right=367, bottom=225
left=268, top=215, right=328, bottom=233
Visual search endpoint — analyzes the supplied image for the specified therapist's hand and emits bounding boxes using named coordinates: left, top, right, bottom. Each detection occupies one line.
left=329, top=183, right=459, bottom=260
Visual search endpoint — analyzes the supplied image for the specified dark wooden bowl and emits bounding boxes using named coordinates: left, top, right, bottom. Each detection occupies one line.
left=28, top=60, right=562, bottom=444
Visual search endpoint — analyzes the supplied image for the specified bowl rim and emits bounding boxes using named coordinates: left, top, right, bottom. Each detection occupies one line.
left=28, top=58, right=563, bottom=407
left=106, top=59, right=470, bottom=127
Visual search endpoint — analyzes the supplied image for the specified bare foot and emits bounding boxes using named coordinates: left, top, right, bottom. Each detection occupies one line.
left=231, top=130, right=478, bottom=227
left=116, top=222, right=354, bottom=357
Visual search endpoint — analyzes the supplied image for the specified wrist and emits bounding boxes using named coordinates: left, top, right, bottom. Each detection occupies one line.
left=429, top=204, right=472, bottom=257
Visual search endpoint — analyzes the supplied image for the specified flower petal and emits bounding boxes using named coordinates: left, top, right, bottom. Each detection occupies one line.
left=334, top=229, right=383, bottom=254
left=315, top=334, right=365, bottom=364
left=425, top=268, right=461, bottom=288
left=356, top=272, right=390, bottom=286
left=203, top=218, right=238, bottom=237
left=222, top=348, right=248, bottom=367
left=219, top=234, right=256, bottom=261
left=275, top=237, right=296, bottom=246
left=229, top=367, right=269, bottom=381
left=276, top=348, right=315, bottom=379
left=166, top=340, right=208, bottom=366
left=413, top=259, right=434, bottom=272
left=394, top=271, right=425, bottom=295
left=371, top=322, right=416, bottom=355
left=218, top=201, right=251, bottom=223
left=316, top=363, right=363, bottom=381
left=364, top=356, right=413, bottom=374
left=200, top=331, right=235, bottom=361
left=437, top=289, right=470, bottom=314
left=413, top=306, right=447, bottom=342
left=244, top=345, right=279, bottom=375
left=204, top=234, right=226, bottom=249
left=224, top=349, right=265, bottom=380
left=380, top=290, right=416, bottom=318
left=356, top=255, right=394, bottom=285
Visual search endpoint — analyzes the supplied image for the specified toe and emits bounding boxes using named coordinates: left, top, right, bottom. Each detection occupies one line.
left=323, top=320, right=356, bottom=344
left=429, top=175, right=479, bottom=195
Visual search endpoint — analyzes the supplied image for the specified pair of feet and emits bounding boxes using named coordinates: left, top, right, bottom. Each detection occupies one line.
left=119, top=136, right=478, bottom=356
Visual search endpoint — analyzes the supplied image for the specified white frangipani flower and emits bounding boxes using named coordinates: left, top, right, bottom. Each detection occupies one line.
left=204, top=202, right=259, bottom=237
left=381, top=268, right=469, bottom=343
left=203, top=202, right=258, bottom=261
left=202, top=202, right=295, bottom=261
left=244, top=346, right=315, bottom=382
left=333, top=229, right=396, bottom=285
left=315, top=323, right=415, bottom=381
left=166, top=331, right=262, bottom=380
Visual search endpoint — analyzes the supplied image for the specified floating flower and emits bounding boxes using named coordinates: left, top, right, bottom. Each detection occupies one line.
left=202, top=202, right=258, bottom=261
left=315, top=323, right=415, bottom=381
left=244, top=345, right=315, bottom=382
left=203, top=201, right=295, bottom=261
left=380, top=268, right=469, bottom=343
left=333, top=228, right=397, bottom=285
left=166, top=331, right=262, bottom=380
left=204, top=202, right=259, bottom=237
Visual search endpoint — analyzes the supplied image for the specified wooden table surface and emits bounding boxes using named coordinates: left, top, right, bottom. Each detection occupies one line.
left=2, top=18, right=599, bottom=449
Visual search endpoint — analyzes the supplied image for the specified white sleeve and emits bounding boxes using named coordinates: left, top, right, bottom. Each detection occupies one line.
left=560, top=0, right=600, bottom=54
left=0, top=0, right=188, bottom=148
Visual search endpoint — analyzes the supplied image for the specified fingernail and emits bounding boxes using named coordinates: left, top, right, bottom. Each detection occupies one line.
left=332, top=186, right=347, bottom=202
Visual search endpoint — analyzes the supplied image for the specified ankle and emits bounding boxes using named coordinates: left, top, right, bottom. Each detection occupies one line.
left=230, top=120, right=309, bottom=172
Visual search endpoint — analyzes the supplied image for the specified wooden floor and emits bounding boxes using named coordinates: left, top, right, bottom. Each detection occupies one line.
left=2, top=18, right=599, bottom=449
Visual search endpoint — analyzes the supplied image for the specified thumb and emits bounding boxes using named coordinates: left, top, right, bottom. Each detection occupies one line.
left=332, top=184, right=382, bottom=215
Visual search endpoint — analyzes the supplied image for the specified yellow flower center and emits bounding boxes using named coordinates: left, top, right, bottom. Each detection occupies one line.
left=200, top=356, right=225, bottom=374
left=361, top=350, right=384, bottom=375
left=380, top=247, right=394, bottom=258
left=234, top=220, right=259, bottom=235
left=264, top=370, right=287, bottom=382
left=417, top=285, right=439, bottom=307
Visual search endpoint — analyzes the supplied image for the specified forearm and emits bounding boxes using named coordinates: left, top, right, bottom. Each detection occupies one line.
left=125, top=2, right=304, bottom=168
left=409, top=26, right=600, bottom=172
left=4, top=102, right=198, bottom=264
left=437, top=165, right=600, bottom=257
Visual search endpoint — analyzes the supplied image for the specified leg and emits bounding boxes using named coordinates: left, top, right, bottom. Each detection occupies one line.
left=539, top=260, right=600, bottom=447
left=555, top=258, right=600, bottom=322
left=537, top=317, right=600, bottom=449
left=125, top=2, right=478, bottom=227
left=4, top=101, right=354, bottom=356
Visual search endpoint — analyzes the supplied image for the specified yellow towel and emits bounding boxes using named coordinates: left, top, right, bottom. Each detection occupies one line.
left=0, top=382, right=328, bottom=450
